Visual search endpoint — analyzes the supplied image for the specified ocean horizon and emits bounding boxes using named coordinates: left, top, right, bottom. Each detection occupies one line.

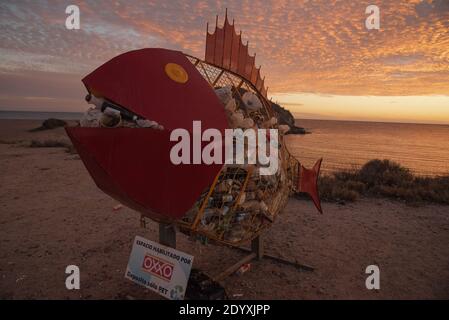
left=2, top=109, right=449, bottom=126
left=1, top=110, right=448, bottom=176
left=288, top=119, right=449, bottom=177
left=0, top=110, right=84, bottom=120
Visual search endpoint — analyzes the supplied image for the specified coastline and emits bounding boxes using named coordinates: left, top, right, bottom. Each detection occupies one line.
left=0, top=119, right=448, bottom=299
left=288, top=118, right=449, bottom=177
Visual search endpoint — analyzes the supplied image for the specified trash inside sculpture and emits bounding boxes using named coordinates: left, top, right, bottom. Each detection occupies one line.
left=65, top=13, right=322, bottom=246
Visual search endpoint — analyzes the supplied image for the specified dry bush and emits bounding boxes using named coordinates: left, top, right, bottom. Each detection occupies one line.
left=318, top=159, right=449, bottom=204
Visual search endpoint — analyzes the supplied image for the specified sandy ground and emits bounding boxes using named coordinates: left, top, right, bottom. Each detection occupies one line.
left=1, top=119, right=448, bottom=299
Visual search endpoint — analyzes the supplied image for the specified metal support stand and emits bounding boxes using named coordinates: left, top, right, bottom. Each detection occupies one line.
left=213, top=234, right=314, bottom=282
left=159, top=223, right=177, bottom=248
left=153, top=221, right=314, bottom=283
left=251, top=235, right=264, bottom=260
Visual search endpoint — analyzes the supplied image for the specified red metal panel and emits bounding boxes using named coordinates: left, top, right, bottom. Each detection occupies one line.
left=205, top=32, right=216, bottom=63
left=203, top=14, right=269, bottom=99
left=256, top=74, right=263, bottom=92
left=213, top=27, right=224, bottom=66
left=298, top=158, right=323, bottom=213
left=222, top=19, right=234, bottom=70
left=230, top=33, right=241, bottom=73
left=237, top=44, right=248, bottom=78
left=82, top=48, right=227, bottom=133
left=66, top=127, right=225, bottom=219
left=251, top=66, right=259, bottom=85
left=76, top=48, right=229, bottom=219
left=244, top=54, right=255, bottom=81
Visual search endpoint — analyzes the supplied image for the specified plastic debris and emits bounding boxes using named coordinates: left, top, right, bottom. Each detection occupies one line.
left=113, top=204, right=123, bottom=211
left=80, top=108, right=102, bottom=127
left=242, top=92, right=262, bottom=111
left=86, top=95, right=105, bottom=109
left=80, top=86, right=291, bottom=245
left=235, top=263, right=251, bottom=275
left=179, top=86, right=293, bottom=244
left=80, top=94, right=164, bottom=130
left=214, top=86, right=233, bottom=105
left=100, top=108, right=122, bottom=128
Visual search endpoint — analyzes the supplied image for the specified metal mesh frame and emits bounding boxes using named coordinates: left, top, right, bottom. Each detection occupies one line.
left=155, top=54, right=300, bottom=246
left=187, top=55, right=273, bottom=122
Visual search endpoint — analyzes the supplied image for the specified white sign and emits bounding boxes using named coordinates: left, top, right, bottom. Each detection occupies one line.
left=125, top=235, right=194, bottom=300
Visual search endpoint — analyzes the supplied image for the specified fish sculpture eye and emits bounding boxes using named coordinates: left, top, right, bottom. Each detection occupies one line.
left=165, top=63, right=189, bottom=84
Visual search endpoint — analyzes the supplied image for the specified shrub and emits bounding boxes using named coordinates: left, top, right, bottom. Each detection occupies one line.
left=358, top=159, right=413, bottom=187
left=317, top=159, right=449, bottom=204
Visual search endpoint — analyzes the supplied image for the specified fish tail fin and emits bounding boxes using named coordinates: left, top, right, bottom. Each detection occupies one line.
left=297, top=158, right=323, bottom=213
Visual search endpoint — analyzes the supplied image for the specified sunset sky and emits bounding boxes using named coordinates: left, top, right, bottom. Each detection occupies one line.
left=0, top=0, right=448, bottom=124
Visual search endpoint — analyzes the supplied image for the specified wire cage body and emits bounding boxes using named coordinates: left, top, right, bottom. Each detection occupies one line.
left=165, top=55, right=301, bottom=246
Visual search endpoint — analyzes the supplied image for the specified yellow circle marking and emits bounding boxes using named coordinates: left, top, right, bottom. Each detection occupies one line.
left=165, top=63, right=188, bottom=84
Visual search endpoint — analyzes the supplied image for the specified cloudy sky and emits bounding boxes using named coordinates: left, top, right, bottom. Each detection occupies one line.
left=1, top=0, right=448, bottom=123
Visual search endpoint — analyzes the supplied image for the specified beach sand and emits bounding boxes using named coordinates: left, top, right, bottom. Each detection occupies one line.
left=1, top=119, right=448, bottom=299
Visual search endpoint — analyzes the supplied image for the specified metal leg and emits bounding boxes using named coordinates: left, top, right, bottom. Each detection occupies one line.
left=214, top=235, right=314, bottom=282
left=251, top=235, right=264, bottom=260
left=151, top=222, right=313, bottom=284
left=159, top=223, right=176, bottom=249
left=234, top=240, right=314, bottom=272
left=213, top=253, right=256, bottom=282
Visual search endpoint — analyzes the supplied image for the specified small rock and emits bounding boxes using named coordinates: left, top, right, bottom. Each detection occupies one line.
left=29, top=118, right=67, bottom=132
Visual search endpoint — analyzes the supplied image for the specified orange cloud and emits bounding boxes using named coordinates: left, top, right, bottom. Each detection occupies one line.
left=0, top=0, right=448, bottom=114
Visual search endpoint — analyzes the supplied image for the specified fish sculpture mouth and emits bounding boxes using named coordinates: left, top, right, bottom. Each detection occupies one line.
left=81, top=48, right=228, bottom=133
left=66, top=48, right=228, bottom=221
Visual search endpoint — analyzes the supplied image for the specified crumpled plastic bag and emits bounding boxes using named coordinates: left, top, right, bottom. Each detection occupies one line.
left=215, top=86, right=233, bottom=105
left=242, top=92, right=262, bottom=111
left=80, top=107, right=102, bottom=127
left=100, top=107, right=122, bottom=128
left=80, top=106, right=164, bottom=130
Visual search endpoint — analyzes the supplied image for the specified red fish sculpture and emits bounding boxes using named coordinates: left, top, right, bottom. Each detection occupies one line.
left=66, top=13, right=322, bottom=245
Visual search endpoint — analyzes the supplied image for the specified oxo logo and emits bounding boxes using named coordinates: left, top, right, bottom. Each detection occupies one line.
left=142, top=254, right=174, bottom=281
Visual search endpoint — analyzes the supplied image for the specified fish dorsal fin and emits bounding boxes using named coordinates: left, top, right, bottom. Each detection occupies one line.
left=205, top=10, right=268, bottom=98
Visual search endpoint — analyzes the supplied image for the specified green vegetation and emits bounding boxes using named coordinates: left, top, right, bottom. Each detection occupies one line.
left=319, top=159, right=449, bottom=205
